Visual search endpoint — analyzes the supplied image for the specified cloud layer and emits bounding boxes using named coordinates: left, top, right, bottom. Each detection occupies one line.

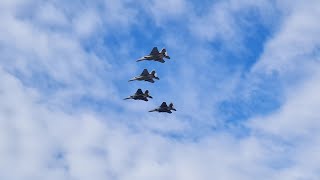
left=1, top=0, right=320, bottom=179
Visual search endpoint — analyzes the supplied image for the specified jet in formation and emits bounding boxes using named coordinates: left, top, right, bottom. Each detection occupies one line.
left=123, top=89, right=153, bottom=101
left=149, top=102, right=177, bottom=113
left=137, top=47, right=170, bottom=63
left=128, top=69, right=159, bottom=83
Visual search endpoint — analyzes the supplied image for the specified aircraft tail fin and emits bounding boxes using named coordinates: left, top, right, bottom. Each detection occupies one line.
left=151, top=70, right=159, bottom=80
left=145, top=90, right=152, bottom=98
left=169, top=103, right=176, bottom=111
left=161, top=48, right=170, bottom=59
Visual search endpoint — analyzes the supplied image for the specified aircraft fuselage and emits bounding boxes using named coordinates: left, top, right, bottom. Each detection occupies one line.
left=143, top=54, right=163, bottom=60
left=132, top=95, right=148, bottom=101
left=134, top=75, right=153, bottom=81
left=157, top=108, right=172, bottom=113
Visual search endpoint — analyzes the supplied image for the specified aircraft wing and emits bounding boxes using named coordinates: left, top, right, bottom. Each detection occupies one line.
left=140, top=69, right=149, bottom=76
left=156, top=58, right=165, bottom=63
left=150, top=47, right=159, bottom=55
left=160, top=102, right=168, bottom=108
left=135, top=89, right=143, bottom=95
left=147, top=79, right=155, bottom=83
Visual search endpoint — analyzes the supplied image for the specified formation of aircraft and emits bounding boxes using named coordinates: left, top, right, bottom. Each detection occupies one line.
left=125, top=47, right=177, bottom=113
left=137, top=47, right=171, bottom=63
left=124, top=89, right=152, bottom=101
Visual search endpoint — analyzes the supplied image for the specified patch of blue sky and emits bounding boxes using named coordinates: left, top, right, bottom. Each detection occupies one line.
left=9, top=66, right=67, bottom=95
left=69, top=95, right=124, bottom=115
left=211, top=9, right=282, bottom=124
left=20, top=0, right=284, bottom=139
left=207, top=8, right=272, bottom=71
left=218, top=73, right=283, bottom=123
left=190, top=0, right=219, bottom=15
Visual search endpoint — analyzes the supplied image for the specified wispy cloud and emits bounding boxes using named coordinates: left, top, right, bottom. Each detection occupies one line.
left=1, top=0, right=320, bottom=179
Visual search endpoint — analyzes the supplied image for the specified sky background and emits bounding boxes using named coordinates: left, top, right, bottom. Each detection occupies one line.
left=1, top=0, right=320, bottom=179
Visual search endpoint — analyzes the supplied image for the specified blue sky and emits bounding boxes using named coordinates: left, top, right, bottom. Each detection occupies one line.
left=1, top=0, right=320, bottom=179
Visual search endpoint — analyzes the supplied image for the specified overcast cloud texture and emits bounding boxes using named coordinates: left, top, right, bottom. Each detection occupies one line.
left=1, top=0, right=320, bottom=179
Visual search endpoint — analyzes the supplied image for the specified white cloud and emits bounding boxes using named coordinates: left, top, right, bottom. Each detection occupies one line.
left=1, top=0, right=320, bottom=180
left=249, top=69, right=320, bottom=138
left=189, top=0, right=278, bottom=46
left=0, top=2, right=116, bottom=106
left=73, top=9, right=101, bottom=38
left=103, top=0, right=138, bottom=29
left=253, top=0, right=320, bottom=74
left=143, top=0, right=189, bottom=25
left=35, top=2, right=69, bottom=27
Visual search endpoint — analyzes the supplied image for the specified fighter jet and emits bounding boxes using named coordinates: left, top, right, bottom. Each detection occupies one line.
left=128, top=69, right=159, bottom=83
left=149, top=102, right=177, bottom=113
left=124, top=89, right=153, bottom=101
left=136, top=47, right=171, bottom=63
